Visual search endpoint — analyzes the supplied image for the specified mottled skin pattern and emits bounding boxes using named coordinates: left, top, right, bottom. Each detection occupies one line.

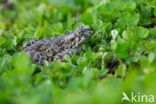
left=23, top=26, right=93, bottom=66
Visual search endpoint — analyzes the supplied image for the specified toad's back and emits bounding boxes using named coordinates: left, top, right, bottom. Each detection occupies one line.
left=23, top=26, right=93, bottom=66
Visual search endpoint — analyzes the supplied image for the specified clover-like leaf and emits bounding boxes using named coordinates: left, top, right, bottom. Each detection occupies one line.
left=135, top=26, right=149, bottom=38
left=115, top=40, right=130, bottom=59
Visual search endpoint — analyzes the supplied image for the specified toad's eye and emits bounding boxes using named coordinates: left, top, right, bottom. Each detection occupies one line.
left=76, top=26, right=93, bottom=37
left=78, top=29, right=85, bottom=35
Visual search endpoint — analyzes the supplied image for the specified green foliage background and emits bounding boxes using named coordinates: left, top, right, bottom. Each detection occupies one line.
left=0, top=0, right=156, bottom=104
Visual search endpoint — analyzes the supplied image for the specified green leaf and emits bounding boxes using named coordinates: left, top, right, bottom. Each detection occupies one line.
left=146, top=0, right=156, bottom=8
left=151, top=27, right=156, bottom=37
left=85, top=51, right=94, bottom=61
left=126, top=1, right=136, bottom=10
left=99, top=68, right=109, bottom=77
left=52, top=22, right=63, bottom=35
left=154, top=9, right=156, bottom=16
left=111, top=40, right=117, bottom=50
left=71, top=55, right=79, bottom=64
left=105, top=1, right=118, bottom=11
left=0, top=29, right=3, bottom=36
left=115, top=64, right=126, bottom=78
left=6, top=39, right=15, bottom=50
left=82, top=68, right=93, bottom=87
left=13, top=52, right=31, bottom=72
left=117, top=12, right=139, bottom=29
left=148, top=52, right=155, bottom=64
left=48, top=0, right=76, bottom=7
left=64, top=54, right=71, bottom=63
left=135, top=26, right=149, bottom=38
left=92, top=19, right=103, bottom=30
left=122, top=30, right=129, bottom=40
left=115, top=40, right=130, bottom=59
left=90, top=0, right=102, bottom=5
left=34, top=32, right=40, bottom=39
left=0, top=37, right=6, bottom=45
left=80, top=12, right=93, bottom=25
